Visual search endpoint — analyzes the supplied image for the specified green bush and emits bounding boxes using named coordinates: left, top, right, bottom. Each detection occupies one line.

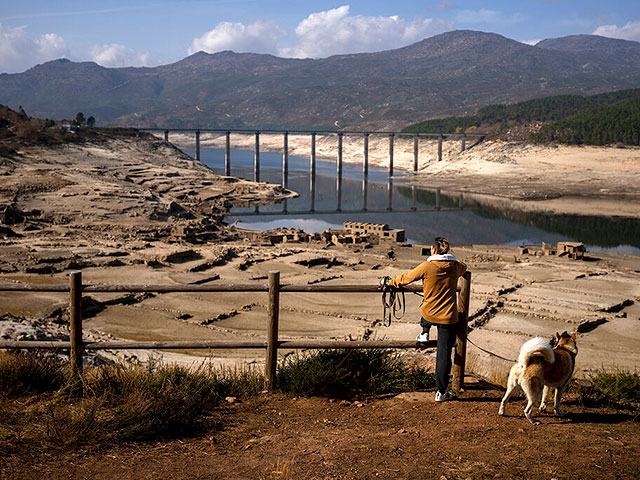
left=276, top=349, right=435, bottom=399
left=586, top=369, right=640, bottom=405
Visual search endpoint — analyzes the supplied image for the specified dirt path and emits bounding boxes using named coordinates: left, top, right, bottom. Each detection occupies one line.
left=3, top=379, right=638, bottom=479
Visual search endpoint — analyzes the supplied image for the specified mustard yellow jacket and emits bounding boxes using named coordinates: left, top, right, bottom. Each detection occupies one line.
left=389, top=259, right=466, bottom=324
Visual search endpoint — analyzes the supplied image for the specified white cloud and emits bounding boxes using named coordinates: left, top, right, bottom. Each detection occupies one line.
left=90, top=43, right=152, bottom=68
left=189, top=20, right=286, bottom=55
left=0, top=23, right=68, bottom=73
left=279, top=5, right=452, bottom=58
left=593, top=21, right=640, bottom=42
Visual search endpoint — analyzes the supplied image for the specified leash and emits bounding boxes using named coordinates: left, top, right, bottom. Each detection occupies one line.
left=381, top=285, right=405, bottom=327
left=379, top=276, right=407, bottom=327
left=466, top=337, right=517, bottom=363
left=378, top=276, right=519, bottom=363
left=379, top=276, right=426, bottom=327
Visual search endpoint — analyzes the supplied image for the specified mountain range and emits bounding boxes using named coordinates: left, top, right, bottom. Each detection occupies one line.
left=1, top=30, right=640, bottom=130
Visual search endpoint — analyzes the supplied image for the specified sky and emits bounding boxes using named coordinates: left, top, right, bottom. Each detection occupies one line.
left=0, top=0, right=639, bottom=74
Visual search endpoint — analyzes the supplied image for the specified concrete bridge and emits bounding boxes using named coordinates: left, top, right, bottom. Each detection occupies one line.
left=142, top=128, right=485, bottom=215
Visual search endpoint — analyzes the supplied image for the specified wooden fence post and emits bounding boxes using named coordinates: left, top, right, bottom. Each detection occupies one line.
left=265, top=270, right=280, bottom=391
left=452, top=270, right=471, bottom=393
left=69, top=271, right=83, bottom=374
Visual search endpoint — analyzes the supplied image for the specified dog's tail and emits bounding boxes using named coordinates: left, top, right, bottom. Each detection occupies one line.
left=517, top=337, right=554, bottom=366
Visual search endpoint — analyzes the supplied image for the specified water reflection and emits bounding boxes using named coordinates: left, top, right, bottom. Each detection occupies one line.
left=189, top=149, right=640, bottom=254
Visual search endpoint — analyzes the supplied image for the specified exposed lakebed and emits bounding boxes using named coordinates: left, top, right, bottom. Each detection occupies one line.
left=193, top=148, right=640, bottom=254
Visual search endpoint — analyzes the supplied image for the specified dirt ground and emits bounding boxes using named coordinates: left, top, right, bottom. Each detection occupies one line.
left=2, top=377, right=639, bottom=480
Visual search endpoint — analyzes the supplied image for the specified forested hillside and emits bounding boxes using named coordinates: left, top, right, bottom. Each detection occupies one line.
left=402, top=88, right=640, bottom=146
left=531, top=96, right=640, bottom=145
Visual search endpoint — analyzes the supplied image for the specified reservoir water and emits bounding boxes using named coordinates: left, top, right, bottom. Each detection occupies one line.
left=188, top=149, right=640, bottom=255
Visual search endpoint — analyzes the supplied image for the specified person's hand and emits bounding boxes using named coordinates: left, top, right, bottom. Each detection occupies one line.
left=378, top=276, right=390, bottom=288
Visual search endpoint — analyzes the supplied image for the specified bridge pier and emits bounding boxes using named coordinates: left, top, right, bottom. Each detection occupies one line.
left=225, top=131, right=231, bottom=176
left=254, top=131, right=260, bottom=182
left=195, top=130, right=200, bottom=162
left=336, top=133, right=343, bottom=211
left=362, top=133, right=369, bottom=211
left=310, top=132, right=316, bottom=212
left=282, top=132, right=289, bottom=188
left=388, top=133, right=394, bottom=177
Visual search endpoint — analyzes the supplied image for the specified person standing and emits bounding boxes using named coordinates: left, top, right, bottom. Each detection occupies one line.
left=387, top=237, right=466, bottom=402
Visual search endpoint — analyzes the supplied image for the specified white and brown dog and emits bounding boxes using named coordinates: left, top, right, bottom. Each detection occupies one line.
left=498, top=331, right=578, bottom=425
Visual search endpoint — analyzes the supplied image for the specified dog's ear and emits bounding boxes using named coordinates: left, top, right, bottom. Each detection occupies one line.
left=555, top=332, right=561, bottom=340
left=571, top=329, right=577, bottom=341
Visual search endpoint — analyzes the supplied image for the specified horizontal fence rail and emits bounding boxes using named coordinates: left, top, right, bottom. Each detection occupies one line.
left=0, top=283, right=432, bottom=293
left=0, top=340, right=438, bottom=350
left=0, top=270, right=471, bottom=392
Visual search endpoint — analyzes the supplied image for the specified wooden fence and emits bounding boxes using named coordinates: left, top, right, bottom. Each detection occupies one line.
left=0, top=270, right=471, bottom=392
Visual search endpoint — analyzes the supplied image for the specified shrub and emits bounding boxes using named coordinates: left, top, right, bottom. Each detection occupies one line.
left=583, top=369, right=640, bottom=406
left=70, top=362, right=264, bottom=442
left=276, top=349, right=434, bottom=399
left=0, top=352, right=264, bottom=447
left=0, top=351, right=68, bottom=396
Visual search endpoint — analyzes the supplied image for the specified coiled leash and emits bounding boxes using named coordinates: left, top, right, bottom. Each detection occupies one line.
left=379, top=276, right=406, bottom=327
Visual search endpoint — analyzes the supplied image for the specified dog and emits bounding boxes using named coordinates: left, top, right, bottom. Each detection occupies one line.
left=498, top=331, right=578, bottom=425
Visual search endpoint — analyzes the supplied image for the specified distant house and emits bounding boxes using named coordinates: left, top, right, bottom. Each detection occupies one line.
left=343, top=221, right=406, bottom=243
left=557, top=242, right=586, bottom=260
left=60, top=120, right=73, bottom=132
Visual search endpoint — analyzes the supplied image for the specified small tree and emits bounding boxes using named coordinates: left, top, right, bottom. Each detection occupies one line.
left=87, top=116, right=96, bottom=128
left=74, top=112, right=86, bottom=127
